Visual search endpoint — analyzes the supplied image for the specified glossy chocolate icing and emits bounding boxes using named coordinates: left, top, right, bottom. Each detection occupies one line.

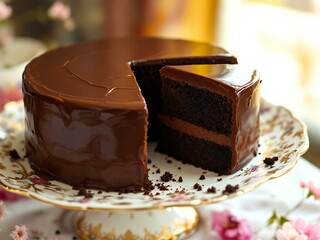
left=160, top=64, right=260, bottom=173
left=23, top=37, right=238, bottom=191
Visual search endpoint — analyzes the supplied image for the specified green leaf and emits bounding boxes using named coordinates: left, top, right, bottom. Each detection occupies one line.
left=267, top=211, right=278, bottom=226
left=278, top=216, right=289, bottom=225
left=307, top=190, right=313, bottom=198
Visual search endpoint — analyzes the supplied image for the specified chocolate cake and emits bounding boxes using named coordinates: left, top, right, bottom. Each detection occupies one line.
left=157, top=64, right=260, bottom=174
left=22, top=36, right=259, bottom=191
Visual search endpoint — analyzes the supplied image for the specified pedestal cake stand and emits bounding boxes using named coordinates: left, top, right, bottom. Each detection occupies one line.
left=0, top=99, right=309, bottom=239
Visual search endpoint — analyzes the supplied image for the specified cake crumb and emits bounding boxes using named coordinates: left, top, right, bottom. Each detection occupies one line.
left=199, top=174, right=206, bottom=180
left=77, top=188, right=86, bottom=196
left=161, top=172, right=173, bottom=182
left=77, top=188, right=93, bottom=198
left=217, top=178, right=222, bottom=182
left=9, top=149, right=21, bottom=160
left=178, top=176, right=183, bottom=182
left=156, top=168, right=161, bottom=174
left=156, top=183, right=169, bottom=191
left=222, top=184, right=239, bottom=194
left=207, top=187, right=216, bottom=193
left=263, top=157, right=279, bottom=166
left=147, top=159, right=152, bottom=164
left=85, top=191, right=93, bottom=198
left=193, top=183, right=202, bottom=191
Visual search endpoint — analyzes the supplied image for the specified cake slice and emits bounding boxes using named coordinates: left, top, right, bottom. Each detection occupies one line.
left=157, top=64, right=260, bottom=174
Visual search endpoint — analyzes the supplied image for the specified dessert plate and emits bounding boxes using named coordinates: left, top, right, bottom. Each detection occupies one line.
left=0, top=99, right=309, bottom=211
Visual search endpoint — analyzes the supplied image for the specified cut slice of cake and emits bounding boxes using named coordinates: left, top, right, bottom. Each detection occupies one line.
left=157, top=64, right=260, bottom=174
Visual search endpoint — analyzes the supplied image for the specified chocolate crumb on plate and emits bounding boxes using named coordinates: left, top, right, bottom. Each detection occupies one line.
left=199, top=174, right=206, bottom=180
left=77, top=188, right=93, bottom=198
left=77, top=188, right=87, bottom=196
left=207, top=186, right=216, bottom=193
left=222, top=184, right=239, bottom=194
left=9, top=149, right=21, bottom=160
left=160, top=171, right=173, bottom=182
left=193, top=183, right=202, bottom=191
left=85, top=191, right=93, bottom=198
left=147, top=159, right=152, bottom=164
left=263, top=156, right=279, bottom=166
left=178, top=176, right=183, bottom=182
left=217, top=178, right=222, bottom=182
left=156, top=168, right=161, bottom=174
left=156, top=183, right=169, bottom=191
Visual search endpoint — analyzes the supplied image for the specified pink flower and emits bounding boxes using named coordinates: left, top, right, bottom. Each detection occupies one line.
left=300, top=181, right=307, bottom=188
left=0, top=1, right=12, bottom=21
left=10, top=225, right=29, bottom=240
left=0, top=188, right=25, bottom=202
left=0, top=201, right=5, bottom=220
left=292, top=218, right=320, bottom=240
left=48, top=1, right=71, bottom=20
left=211, top=210, right=253, bottom=240
left=300, top=181, right=320, bottom=200
left=276, top=222, right=307, bottom=240
left=276, top=219, right=320, bottom=240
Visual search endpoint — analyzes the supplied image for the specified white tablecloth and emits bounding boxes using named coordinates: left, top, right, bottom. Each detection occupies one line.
left=1, top=158, right=319, bottom=239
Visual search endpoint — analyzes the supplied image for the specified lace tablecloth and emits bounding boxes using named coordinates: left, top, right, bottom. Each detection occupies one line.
left=1, top=157, right=319, bottom=239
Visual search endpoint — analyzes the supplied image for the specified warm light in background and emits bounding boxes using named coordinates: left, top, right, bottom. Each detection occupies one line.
left=138, top=0, right=220, bottom=43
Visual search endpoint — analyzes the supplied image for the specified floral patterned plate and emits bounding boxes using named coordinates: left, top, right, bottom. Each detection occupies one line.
left=0, top=99, right=309, bottom=210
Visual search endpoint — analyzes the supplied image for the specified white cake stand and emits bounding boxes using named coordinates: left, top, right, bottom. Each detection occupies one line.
left=0, top=99, right=309, bottom=239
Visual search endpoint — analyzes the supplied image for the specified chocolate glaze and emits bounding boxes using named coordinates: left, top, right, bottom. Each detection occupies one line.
left=160, top=64, right=260, bottom=173
left=22, top=37, right=240, bottom=191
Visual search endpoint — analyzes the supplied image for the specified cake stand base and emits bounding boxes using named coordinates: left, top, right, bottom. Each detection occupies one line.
left=74, top=207, right=199, bottom=240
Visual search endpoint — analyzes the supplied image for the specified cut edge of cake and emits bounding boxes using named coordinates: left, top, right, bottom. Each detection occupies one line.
left=157, top=64, right=261, bottom=174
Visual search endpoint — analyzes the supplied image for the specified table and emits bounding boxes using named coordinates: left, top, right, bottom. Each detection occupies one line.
left=1, top=157, right=319, bottom=239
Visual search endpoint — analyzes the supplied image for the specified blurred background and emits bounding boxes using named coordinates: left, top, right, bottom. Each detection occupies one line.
left=0, top=0, right=319, bottom=166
